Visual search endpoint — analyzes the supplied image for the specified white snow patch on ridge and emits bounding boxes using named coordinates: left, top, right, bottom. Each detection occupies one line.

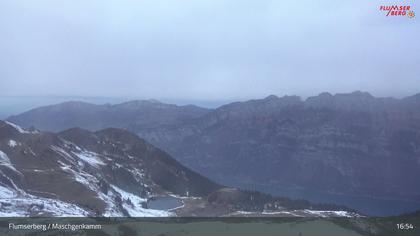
left=0, top=185, right=89, bottom=217
left=229, top=209, right=360, bottom=217
left=301, top=210, right=359, bottom=217
left=72, top=150, right=105, bottom=167
left=0, top=196, right=89, bottom=217
left=57, top=159, right=167, bottom=217
left=4, top=121, right=36, bottom=134
left=58, top=161, right=99, bottom=190
left=110, top=185, right=172, bottom=217
left=0, top=185, right=16, bottom=198
left=8, top=140, right=18, bottom=148
left=51, top=146, right=77, bottom=164
left=57, top=160, right=122, bottom=217
left=0, top=150, right=19, bottom=172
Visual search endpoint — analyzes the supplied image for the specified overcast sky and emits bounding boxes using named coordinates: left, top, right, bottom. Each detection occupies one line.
left=0, top=0, right=419, bottom=101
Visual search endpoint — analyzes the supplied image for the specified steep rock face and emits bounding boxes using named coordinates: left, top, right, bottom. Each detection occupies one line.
left=0, top=121, right=220, bottom=216
left=135, top=92, right=420, bottom=202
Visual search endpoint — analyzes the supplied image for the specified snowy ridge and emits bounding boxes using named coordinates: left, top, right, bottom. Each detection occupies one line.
left=0, top=185, right=88, bottom=217
left=228, top=210, right=361, bottom=217
left=4, top=121, right=37, bottom=134
left=0, top=177, right=88, bottom=217
left=58, top=161, right=169, bottom=217
left=300, top=210, right=360, bottom=217
left=51, top=145, right=78, bottom=165
left=53, top=141, right=172, bottom=217
left=110, top=185, right=171, bottom=217
left=71, top=150, right=106, bottom=167
left=0, top=150, right=20, bottom=173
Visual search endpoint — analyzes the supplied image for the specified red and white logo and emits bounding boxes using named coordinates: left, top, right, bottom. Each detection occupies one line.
left=379, top=5, right=415, bottom=18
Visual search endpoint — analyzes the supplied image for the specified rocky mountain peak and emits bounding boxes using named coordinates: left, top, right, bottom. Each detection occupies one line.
left=264, top=95, right=279, bottom=100
left=306, top=91, right=382, bottom=111
left=116, top=99, right=166, bottom=109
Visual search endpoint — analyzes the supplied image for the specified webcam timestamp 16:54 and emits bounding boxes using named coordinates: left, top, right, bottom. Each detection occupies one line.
left=396, top=223, right=415, bottom=230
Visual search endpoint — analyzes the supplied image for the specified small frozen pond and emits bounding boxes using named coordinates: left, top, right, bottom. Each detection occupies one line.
left=147, top=196, right=183, bottom=210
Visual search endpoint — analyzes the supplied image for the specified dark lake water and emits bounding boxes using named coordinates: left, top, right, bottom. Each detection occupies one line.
left=236, top=183, right=420, bottom=216
left=147, top=196, right=183, bottom=210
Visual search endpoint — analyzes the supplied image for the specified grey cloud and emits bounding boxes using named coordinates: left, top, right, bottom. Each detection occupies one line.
left=0, top=0, right=419, bottom=100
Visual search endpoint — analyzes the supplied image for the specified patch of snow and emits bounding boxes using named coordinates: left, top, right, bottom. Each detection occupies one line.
left=51, top=146, right=77, bottom=165
left=261, top=209, right=359, bottom=217
left=8, top=140, right=18, bottom=148
left=274, top=211, right=301, bottom=217
left=4, top=121, right=37, bottom=134
left=110, top=185, right=172, bottom=217
left=59, top=139, right=82, bottom=151
left=0, top=151, right=12, bottom=165
left=260, top=210, right=300, bottom=216
left=231, top=211, right=254, bottom=215
left=99, top=191, right=124, bottom=217
left=327, top=210, right=353, bottom=217
left=229, top=209, right=360, bottom=217
left=27, top=147, right=36, bottom=156
left=0, top=170, right=24, bottom=193
left=111, top=185, right=146, bottom=202
left=0, top=174, right=87, bottom=216
left=73, top=171, right=99, bottom=191
left=301, top=210, right=359, bottom=217
left=72, top=150, right=105, bottom=167
left=0, top=150, right=20, bottom=173
left=168, top=193, right=201, bottom=200
left=302, top=210, right=333, bottom=217
left=0, top=185, right=17, bottom=198
left=127, top=168, right=145, bottom=182
left=57, top=161, right=99, bottom=192
left=57, top=160, right=128, bottom=217
left=0, top=195, right=89, bottom=217
left=57, top=161, right=70, bottom=170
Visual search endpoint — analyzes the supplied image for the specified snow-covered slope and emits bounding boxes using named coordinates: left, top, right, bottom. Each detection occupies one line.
left=0, top=121, right=219, bottom=217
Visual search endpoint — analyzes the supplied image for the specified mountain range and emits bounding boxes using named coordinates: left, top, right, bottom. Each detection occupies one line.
left=0, top=120, right=221, bottom=216
left=0, top=120, right=355, bottom=217
left=7, top=91, right=420, bottom=215
left=7, top=99, right=210, bottom=132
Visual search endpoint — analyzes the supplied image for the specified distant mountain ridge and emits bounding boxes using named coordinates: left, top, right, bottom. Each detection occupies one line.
left=7, top=99, right=210, bottom=132
left=140, top=92, right=420, bottom=200
left=7, top=92, right=420, bottom=215
left=9, top=92, right=420, bottom=133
